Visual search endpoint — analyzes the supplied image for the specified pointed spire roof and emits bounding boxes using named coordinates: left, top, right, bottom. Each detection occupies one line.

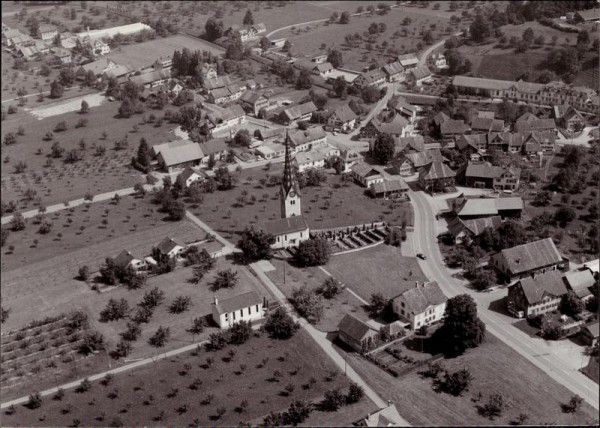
left=281, top=130, right=299, bottom=196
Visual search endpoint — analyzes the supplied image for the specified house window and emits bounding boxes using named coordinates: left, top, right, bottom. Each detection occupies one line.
left=233, top=311, right=236, bottom=320
left=256, top=305, right=259, bottom=312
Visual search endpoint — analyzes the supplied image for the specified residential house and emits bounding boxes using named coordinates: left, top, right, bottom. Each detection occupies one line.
left=360, top=114, right=409, bottom=139
left=451, top=195, right=523, bottom=220
left=463, top=162, right=521, bottom=191
left=470, top=117, right=504, bottom=133
left=523, top=130, right=556, bottom=155
left=259, top=216, right=310, bottom=249
left=393, top=148, right=443, bottom=176
left=337, top=314, right=380, bottom=353
left=490, top=238, right=568, bottom=282
left=311, top=54, right=328, bottom=63
left=18, top=45, right=40, bottom=60
left=198, top=138, right=229, bottom=165
left=514, top=113, right=556, bottom=133
left=507, top=271, right=568, bottom=318
left=114, top=250, right=147, bottom=271
left=294, top=144, right=339, bottom=172
left=200, top=63, right=217, bottom=81
left=5, top=32, right=32, bottom=48
left=157, top=142, right=205, bottom=172
left=326, top=104, right=357, bottom=132
left=418, top=161, right=456, bottom=193
left=207, top=105, right=246, bottom=135
left=554, top=105, right=585, bottom=132
left=38, top=25, right=58, bottom=42
left=456, top=133, right=488, bottom=157
left=240, top=91, right=270, bottom=116
left=583, top=259, right=599, bottom=277
left=351, top=163, right=384, bottom=188
left=52, top=47, right=72, bottom=64
left=580, top=322, right=599, bottom=347
left=406, top=65, right=432, bottom=87
left=563, top=270, right=595, bottom=301
left=394, top=135, right=425, bottom=155
left=177, top=166, right=207, bottom=188
left=487, top=132, right=525, bottom=153
left=440, top=119, right=469, bottom=140
left=129, top=69, right=171, bottom=88
left=167, top=80, right=184, bottom=96
left=339, top=149, right=363, bottom=173
left=76, top=58, right=116, bottom=79
left=103, top=64, right=131, bottom=81
left=357, top=404, right=405, bottom=427
left=370, top=177, right=409, bottom=199
left=255, top=145, right=276, bottom=159
left=204, top=75, right=234, bottom=91
left=289, top=127, right=327, bottom=153
left=156, top=237, right=186, bottom=259
left=353, top=69, right=386, bottom=89
left=92, top=39, right=110, bottom=55
left=574, top=9, right=600, bottom=22
left=392, top=281, right=447, bottom=330
left=433, top=111, right=450, bottom=127
left=2, top=28, right=23, bottom=46
left=390, top=97, right=418, bottom=123
left=295, top=60, right=334, bottom=79
left=34, top=40, right=50, bottom=54
left=254, top=127, right=286, bottom=142
left=225, top=23, right=266, bottom=42
left=279, top=102, right=317, bottom=126
left=397, top=53, right=419, bottom=69
left=152, top=139, right=193, bottom=158
left=381, top=61, right=405, bottom=82
left=208, top=84, right=244, bottom=104
left=446, top=216, right=502, bottom=245
left=429, top=52, right=447, bottom=71
left=211, top=292, right=265, bottom=329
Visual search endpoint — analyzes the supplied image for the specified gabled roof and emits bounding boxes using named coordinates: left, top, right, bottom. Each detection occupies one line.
left=340, top=149, right=363, bottom=163
left=152, top=139, right=193, bottom=156
left=382, top=61, right=404, bottom=76
left=204, top=75, right=234, bottom=90
left=370, top=114, right=409, bottom=135
left=104, top=64, right=131, bottom=79
left=419, top=161, right=455, bottom=181
left=80, top=58, right=113, bottom=75
left=38, top=25, right=57, bottom=34
left=471, top=117, right=504, bottom=132
left=289, top=127, right=326, bottom=147
left=258, top=215, right=309, bottom=236
left=209, top=86, right=232, bottom=100
left=563, top=270, right=595, bottom=298
left=351, top=162, right=382, bottom=179
left=159, top=142, right=204, bottom=167
left=576, top=8, right=600, bottom=21
left=363, top=404, right=404, bottom=427
left=457, top=196, right=523, bottom=217
left=462, top=216, right=502, bottom=236
left=157, top=236, right=182, bottom=255
left=391, top=97, right=417, bottom=115
left=282, top=102, right=317, bottom=121
left=356, top=69, right=385, bottom=86
left=179, top=165, right=206, bottom=183
left=465, top=162, right=519, bottom=180
left=440, top=119, right=469, bottom=135
left=409, top=65, right=431, bottom=81
left=3, top=28, right=21, bottom=39
left=393, top=282, right=446, bottom=314
left=397, top=53, right=418, bottom=66
left=214, top=291, right=262, bottom=315
left=405, top=148, right=442, bottom=168
left=514, top=118, right=556, bottom=133
left=199, top=138, right=228, bottom=156
left=514, top=271, right=568, bottom=305
left=496, top=238, right=563, bottom=275
left=330, top=104, right=357, bottom=123
left=394, top=135, right=425, bottom=153
left=584, top=322, right=599, bottom=339
left=338, top=313, right=378, bottom=342
left=240, top=90, right=266, bottom=104
left=210, top=105, right=245, bottom=122
left=371, top=178, right=408, bottom=195
left=294, top=148, right=329, bottom=165
left=256, top=127, right=286, bottom=140
left=456, top=134, right=487, bottom=151
left=114, top=250, right=137, bottom=268
left=452, top=75, right=514, bottom=91
left=433, top=111, right=450, bottom=126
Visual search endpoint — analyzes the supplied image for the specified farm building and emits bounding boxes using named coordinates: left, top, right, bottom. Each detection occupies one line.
left=446, top=215, right=502, bottom=245
left=176, top=166, right=207, bottom=188
left=239, top=91, right=270, bottom=116
left=279, top=102, right=317, bottom=126
left=562, top=270, right=595, bottom=301
left=351, top=163, right=384, bottom=188
left=381, top=61, right=405, bottom=83
left=156, top=237, right=186, bottom=259
left=129, top=69, right=171, bottom=88
left=507, top=271, right=568, bottom=318
left=157, top=142, right=205, bottom=172
left=370, top=177, right=409, bottom=200
left=450, top=195, right=523, bottom=220
left=463, top=162, right=521, bottom=191
left=211, top=292, right=265, bottom=329
left=360, top=114, right=409, bottom=139
left=76, top=22, right=152, bottom=40
left=353, top=69, right=386, bottom=89
left=326, top=104, right=357, bottom=132
left=406, top=65, right=432, bottom=87
left=114, top=250, right=147, bottom=271
left=337, top=313, right=380, bottom=353
left=289, top=127, right=327, bottom=152
left=199, top=138, right=229, bottom=165
left=293, top=144, right=339, bottom=172
left=418, top=162, right=456, bottom=193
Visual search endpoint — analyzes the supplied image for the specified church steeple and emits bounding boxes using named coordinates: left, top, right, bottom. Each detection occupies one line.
left=280, top=131, right=301, bottom=218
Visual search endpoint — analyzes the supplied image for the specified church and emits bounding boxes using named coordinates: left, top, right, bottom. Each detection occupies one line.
left=258, top=133, right=310, bottom=249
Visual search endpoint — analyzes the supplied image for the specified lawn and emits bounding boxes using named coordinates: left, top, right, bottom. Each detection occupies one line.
left=3, top=329, right=372, bottom=427
left=345, top=334, right=599, bottom=426
left=582, top=355, right=599, bottom=384
left=1, top=97, right=175, bottom=207
left=265, top=258, right=370, bottom=332
left=326, top=245, right=428, bottom=301
left=188, top=164, right=413, bottom=243
left=277, top=7, right=452, bottom=71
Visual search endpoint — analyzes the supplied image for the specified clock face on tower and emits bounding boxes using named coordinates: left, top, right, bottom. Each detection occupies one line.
left=289, top=190, right=296, bottom=198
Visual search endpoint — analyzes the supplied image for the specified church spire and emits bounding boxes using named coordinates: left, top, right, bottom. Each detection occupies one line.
left=281, top=130, right=298, bottom=196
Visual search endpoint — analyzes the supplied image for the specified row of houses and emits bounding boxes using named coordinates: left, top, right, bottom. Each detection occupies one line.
left=452, top=75, right=599, bottom=113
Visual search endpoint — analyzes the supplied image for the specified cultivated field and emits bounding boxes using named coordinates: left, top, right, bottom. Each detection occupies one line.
left=189, top=164, right=413, bottom=243
left=326, top=245, right=428, bottom=301
left=4, top=330, right=374, bottom=427
left=345, top=334, right=599, bottom=426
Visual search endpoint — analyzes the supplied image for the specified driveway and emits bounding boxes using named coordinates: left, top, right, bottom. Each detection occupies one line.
left=409, top=188, right=599, bottom=410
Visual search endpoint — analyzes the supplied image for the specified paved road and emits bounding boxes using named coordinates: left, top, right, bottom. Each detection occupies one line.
left=409, top=189, right=599, bottom=411
left=0, top=339, right=208, bottom=410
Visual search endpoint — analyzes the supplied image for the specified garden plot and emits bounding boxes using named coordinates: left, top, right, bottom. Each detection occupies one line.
left=25, top=93, right=106, bottom=120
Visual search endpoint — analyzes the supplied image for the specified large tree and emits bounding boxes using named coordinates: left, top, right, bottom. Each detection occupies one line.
left=295, top=70, right=312, bottom=90
left=263, top=307, right=299, bottom=339
left=327, top=49, right=343, bottom=68
left=237, top=228, right=275, bottom=261
left=372, top=132, right=395, bottom=164
left=559, top=291, right=583, bottom=317
left=433, top=294, right=486, bottom=357
left=295, top=237, right=331, bottom=267
left=242, top=9, right=254, bottom=26
left=205, top=17, right=224, bottom=42
left=469, top=12, right=491, bottom=43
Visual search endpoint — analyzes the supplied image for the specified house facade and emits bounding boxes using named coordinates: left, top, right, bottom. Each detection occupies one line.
left=381, top=61, right=405, bottom=83
left=337, top=313, right=380, bottom=353
left=211, top=292, right=265, bottom=329
left=351, top=163, right=384, bottom=188
left=156, top=237, right=186, bottom=259
left=114, top=250, right=147, bottom=272
left=464, top=162, right=520, bottom=191
left=507, top=271, right=568, bottom=318
left=418, top=161, right=456, bottom=193
left=406, top=65, right=432, bottom=87
left=279, top=102, right=317, bottom=126
left=392, top=281, right=447, bottom=330
left=353, top=69, right=386, bottom=89
left=326, top=104, right=357, bottom=132
left=289, top=127, right=327, bottom=153
left=38, top=25, right=58, bottom=42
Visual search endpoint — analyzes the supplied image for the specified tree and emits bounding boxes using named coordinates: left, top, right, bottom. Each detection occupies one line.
left=522, top=27, right=535, bottom=46
left=205, top=17, right=224, bottom=41
left=434, top=368, right=473, bottom=396
left=237, top=228, right=275, bottom=261
left=263, top=307, right=299, bottom=339
left=320, top=277, right=341, bottom=299
left=148, top=326, right=170, bottom=348
left=423, top=30, right=434, bottom=45
left=296, top=70, right=312, bottom=90
left=1, top=300, right=10, bottom=324
left=132, top=137, right=151, bottom=172
left=346, top=382, right=364, bottom=404
left=80, top=100, right=89, bottom=114
left=78, top=265, right=90, bottom=281
left=260, top=36, right=270, bottom=51
left=140, top=287, right=165, bottom=309
left=332, top=76, right=348, bottom=98
left=368, top=292, right=388, bottom=318
left=291, top=286, right=324, bottom=323
left=50, top=80, right=64, bottom=98
left=562, top=394, right=583, bottom=414
left=433, top=294, right=485, bottom=357
left=327, top=49, right=343, bottom=68
left=99, top=298, right=129, bottom=322
left=471, top=269, right=496, bottom=291
left=361, top=85, right=381, bottom=103
left=190, top=252, right=216, bottom=284
left=215, top=166, right=235, bottom=190
left=533, top=190, right=552, bottom=206
left=27, top=392, right=42, bottom=409
left=229, top=320, right=252, bottom=345
left=554, top=207, right=576, bottom=227
left=188, top=317, right=205, bottom=335
left=10, top=212, right=26, bottom=231
left=212, top=269, right=239, bottom=289
left=469, top=12, right=491, bottom=43
left=340, top=11, right=351, bottom=24
left=559, top=291, right=583, bottom=317
left=233, top=129, right=251, bottom=147
left=478, top=393, right=505, bottom=419
left=445, top=49, right=472, bottom=75
left=372, top=133, right=395, bottom=164
left=1, top=227, right=9, bottom=248
left=118, top=98, right=135, bottom=118
left=282, top=39, right=292, bottom=52
left=169, top=295, right=192, bottom=314
left=243, top=9, right=254, bottom=26
left=321, top=388, right=345, bottom=411
left=295, top=237, right=331, bottom=267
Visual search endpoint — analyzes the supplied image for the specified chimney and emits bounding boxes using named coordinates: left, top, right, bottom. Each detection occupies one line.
left=213, top=296, right=218, bottom=305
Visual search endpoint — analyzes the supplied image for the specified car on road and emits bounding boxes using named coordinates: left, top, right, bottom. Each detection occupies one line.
left=417, top=253, right=426, bottom=260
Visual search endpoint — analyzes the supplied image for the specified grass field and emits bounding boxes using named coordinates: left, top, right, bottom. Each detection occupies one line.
left=326, top=245, right=428, bottom=301
left=4, top=329, right=374, bottom=427
left=1, top=98, right=175, bottom=207
left=265, top=258, right=371, bottom=332
left=344, top=334, right=599, bottom=426
left=189, top=164, right=413, bottom=243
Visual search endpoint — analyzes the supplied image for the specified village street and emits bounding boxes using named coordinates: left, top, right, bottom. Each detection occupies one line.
left=408, top=188, right=599, bottom=411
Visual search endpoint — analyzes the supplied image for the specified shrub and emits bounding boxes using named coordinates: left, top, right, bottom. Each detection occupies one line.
left=263, top=307, right=299, bottom=339
left=320, top=277, right=341, bottom=299
left=77, top=378, right=92, bottom=393
left=27, top=392, right=43, bottom=409
left=169, top=296, right=191, bottom=314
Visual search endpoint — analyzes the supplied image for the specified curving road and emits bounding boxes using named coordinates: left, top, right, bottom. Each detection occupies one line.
left=408, top=188, right=599, bottom=411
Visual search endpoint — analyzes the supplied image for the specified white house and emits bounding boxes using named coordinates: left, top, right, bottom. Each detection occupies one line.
left=294, top=144, right=340, bottom=172
left=350, top=162, right=384, bottom=188
left=114, top=250, right=147, bottom=271
left=38, top=25, right=58, bottom=42
left=327, top=104, right=357, bottom=132
left=406, top=66, right=432, bottom=87
left=211, top=291, right=265, bottom=329
left=392, top=281, right=447, bottom=330
left=92, top=40, right=110, bottom=55
left=289, top=127, right=327, bottom=153
left=156, top=236, right=186, bottom=259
